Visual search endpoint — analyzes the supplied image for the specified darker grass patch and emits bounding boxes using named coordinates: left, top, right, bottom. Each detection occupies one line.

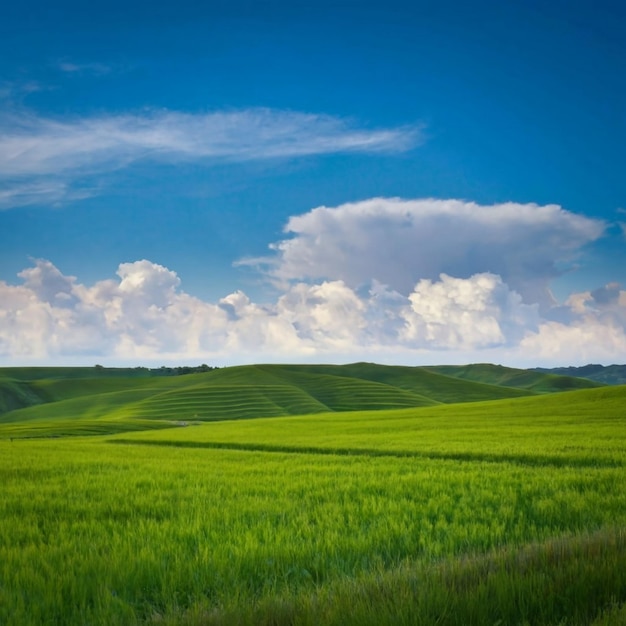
left=109, top=438, right=622, bottom=468
left=147, top=527, right=626, bottom=626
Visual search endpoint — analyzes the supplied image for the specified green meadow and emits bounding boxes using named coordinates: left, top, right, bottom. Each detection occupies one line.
left=1, top=364, right=625, bottom=625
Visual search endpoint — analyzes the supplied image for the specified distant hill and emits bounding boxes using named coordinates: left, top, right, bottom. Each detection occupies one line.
left=0, top=362, right=606, bottom=437
left=425, top=363, right=604, bottom=393
left=0, top=377, right=47, bottom=414
left=532, top=364, right=626, bottom=386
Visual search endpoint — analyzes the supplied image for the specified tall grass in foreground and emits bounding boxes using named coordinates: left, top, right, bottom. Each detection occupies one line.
left=167, top=528, right=626, bottom=626
left=2, top=430, right=626, bottom=625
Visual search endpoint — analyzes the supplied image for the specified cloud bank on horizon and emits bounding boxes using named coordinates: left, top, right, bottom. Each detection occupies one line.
left=2, top=198, right=624, bottom=367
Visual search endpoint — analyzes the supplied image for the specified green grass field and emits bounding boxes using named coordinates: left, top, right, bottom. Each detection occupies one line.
left=0, top=364, right=625, bottom=625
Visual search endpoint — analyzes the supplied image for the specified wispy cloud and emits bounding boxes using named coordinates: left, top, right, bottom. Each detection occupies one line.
left=617, top=209, right=626, bottom=238
left=0, top=108, right=421, bottom=208
left=0, top=81, right=47, bottom=102
left=56, top=61, right=113, bottom=75
left=0, top=181, right=95, bottom=210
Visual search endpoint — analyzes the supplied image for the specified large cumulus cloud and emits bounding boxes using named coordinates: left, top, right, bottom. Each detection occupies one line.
left=241, top=198, right=604, bottom=307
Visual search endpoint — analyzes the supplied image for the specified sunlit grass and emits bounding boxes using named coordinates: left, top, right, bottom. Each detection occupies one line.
left=116, top=385, right=626, bottom=466
left=2, top=388, right=626, bottom=625
left=1, top=374, right=625, bottom=625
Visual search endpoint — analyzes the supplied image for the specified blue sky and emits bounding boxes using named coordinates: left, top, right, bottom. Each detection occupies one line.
left=1, top=0, right=625, bottom=366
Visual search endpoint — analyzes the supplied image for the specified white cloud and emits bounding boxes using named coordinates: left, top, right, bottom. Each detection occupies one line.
left=515, top=281, right=626, bottom=366
left=401, top=273, right=539, bottom=350
left=218, top=291, right=305, bottom=354
left=0, top=260, right=219, bottom=359
left=18, top=259, right=78, bottom=306
left=56, top=61, right=112, bottom=75
left=564, top=282, right=626, bottom=324
left=0, top=181, right=95, bottom=209
left=0, top=109, right=420, bottom=207
left=519, top=319, right=626, bottom=365
left=2, top=258, right=623, bottom=367
left=276, top=281, right=368, bottom=350
left=0, top=81, right=45, bottom=101
left=0, top=260, right=367, bottom=361
left=242, top=198, right=605, bottom=307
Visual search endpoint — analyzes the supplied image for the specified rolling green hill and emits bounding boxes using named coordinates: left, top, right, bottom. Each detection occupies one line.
left=0, top=377, right=47, bottom=413
left=534, top=364, right=626, bottom=386
left=424, top=363, right=604, bottom=392
left=115, top=384, right=626, bottom=467
left=277, top=362, right=535, bottom=403
left=115, top=383, right=330, bottom=422
left=0, top=362, right=609, bottom=438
